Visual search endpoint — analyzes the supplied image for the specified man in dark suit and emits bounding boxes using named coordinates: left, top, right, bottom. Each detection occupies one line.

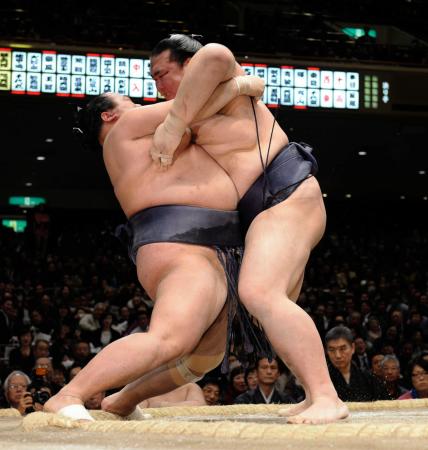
left=234, top=357, right=295, bottom=404
left=325, top=326, right=390, bottom=402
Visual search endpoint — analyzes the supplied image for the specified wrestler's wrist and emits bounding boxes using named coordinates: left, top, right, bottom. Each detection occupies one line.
left=233, top=75, right=265, bottom=99
left=163, top=111, right=188, bottom=137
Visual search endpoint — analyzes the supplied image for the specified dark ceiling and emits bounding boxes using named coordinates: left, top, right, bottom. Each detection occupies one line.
left=0, top=0, right=427, bottom=211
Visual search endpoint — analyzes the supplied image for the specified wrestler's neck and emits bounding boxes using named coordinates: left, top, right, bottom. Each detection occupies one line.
left=99, top=122, right=115, bottom=147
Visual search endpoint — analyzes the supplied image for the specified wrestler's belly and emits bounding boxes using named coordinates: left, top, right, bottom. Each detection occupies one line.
left=115, top=145, right=239, bottom=217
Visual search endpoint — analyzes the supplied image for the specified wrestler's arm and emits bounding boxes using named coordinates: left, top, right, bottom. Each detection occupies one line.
left=170, top=44, right=239, bottom=125
left=111, top=75, right=263, bottom=141
left=150, top=44, right=244, bottom=165
left=194, top=75, right=264, bottom=122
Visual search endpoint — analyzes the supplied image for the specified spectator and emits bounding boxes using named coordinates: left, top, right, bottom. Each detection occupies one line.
left=79, top=302, right=107, bottom=334
left=32, top=357, right=54, bottom=385
left=8, top=327, right=34, bottom=374
left=325, top=326, right=390, bottom=402
left=353, top=337, right=371, bottom=372
left=235, top=357, right=295, bottom=404
left=380, top=355, right=407, bottom=399
left=283, top=374, right=305, bottom=403
left=245, top=366, right=258, bottom=390
left=0, top=296, right=16, bottom=351
left=112, top=306, right=130, bottom=335
left=200, top=378, right=222, bottom=406
left=127, top=309, right=150, bottom=335
left=51, top=364, right=67, bottom=394
left=33, top=339, right=50, bottom=359
left=366, top=317, right=382, bottom=346
left=72, top=340, right=92, bottom=367
left=2, top=370, right=32, bottom=415
left=91, top=312, right=120, bottom=350
left=223, top=365, right=247, bottom=405
left=399, top=356, right=428, bottom=400
left=371, top=353, right=385, bottom=380
left=29, top=309, right=53, bottom=337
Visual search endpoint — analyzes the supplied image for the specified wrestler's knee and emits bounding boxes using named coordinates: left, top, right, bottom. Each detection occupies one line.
left=154, top=331, right=200, bottom=363
left=238, top=278, right=274, bottom=317
left=169, top=352, right=225, bottom=386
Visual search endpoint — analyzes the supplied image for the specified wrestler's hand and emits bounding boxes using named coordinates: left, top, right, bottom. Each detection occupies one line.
left=234, top=75, right=265, bottom=101
left=150, top=112, right=188, bottom=168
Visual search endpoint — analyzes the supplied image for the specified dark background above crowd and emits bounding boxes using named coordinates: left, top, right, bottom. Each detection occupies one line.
left=1, top=0, right=428, bottom=65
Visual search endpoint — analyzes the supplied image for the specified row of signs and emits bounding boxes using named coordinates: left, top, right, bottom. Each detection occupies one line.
left=0, top=48, right=361, bottom=109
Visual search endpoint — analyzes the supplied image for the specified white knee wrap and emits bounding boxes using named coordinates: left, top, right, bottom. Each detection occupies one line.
left=168, top=353, right=225, bottom=386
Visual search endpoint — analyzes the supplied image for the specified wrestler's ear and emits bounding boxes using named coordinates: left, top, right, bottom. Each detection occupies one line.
left=101, top=110, right=118, bottom=123
left=182, top=57, right=191, bottom=68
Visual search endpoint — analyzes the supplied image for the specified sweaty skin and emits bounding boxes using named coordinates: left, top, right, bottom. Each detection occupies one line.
left=44, top=75, right=262, bottom=419
left=148, top=43, right=348, bottom=425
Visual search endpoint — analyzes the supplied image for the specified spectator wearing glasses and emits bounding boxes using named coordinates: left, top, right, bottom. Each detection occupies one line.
left=2, top=370, right=32, bottom=415
left=399, top=356, right=428, bottom=400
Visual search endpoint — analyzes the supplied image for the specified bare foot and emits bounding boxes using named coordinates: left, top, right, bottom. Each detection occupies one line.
left=287, top=396, right=349, bottom=425
left=44, top=392, right=93, bottom=421
left=278, top=398, right=311, bottom=417
left=101, top=391, right=136, bottom=417
left=44, top=392, right=83, bottom=413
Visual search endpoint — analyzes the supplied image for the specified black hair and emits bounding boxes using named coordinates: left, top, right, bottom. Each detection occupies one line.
left=325, top=325, right=354, bottom=345
left=229, top=365, right=245, bottom=381
left=199, top=377, right=222, bottom=390
left=244, top=365, right=256, bottom=383
left=255, top=356, right=280, bottom=370
left=151, top=34, right=203, bottom=65
left=73, top=93, right=116, bottom=152
left=410, top=355, right=428, bottom=374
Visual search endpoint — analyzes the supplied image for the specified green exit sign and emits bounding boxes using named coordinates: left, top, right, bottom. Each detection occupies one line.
left=342, top=27, right=377, bottom=39
left=8, top=196, right=46, bottom=207
left=2, top=219, right=27, bottom=232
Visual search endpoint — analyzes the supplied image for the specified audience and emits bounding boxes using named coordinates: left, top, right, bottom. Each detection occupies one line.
left=200, top=378, right=222, bottom=406
left=399, top=356, right=428, bottom=400
left=1, top=205, right=427, bottom=409
left=223, top=365, right=248, bottom=405
left=325, top=326, right=391, bottom=402
left=380, top=355, right=407, bottom=399
left=1, top=370, right=32, bottom=414
left=235, top=357, right=295, bottom=404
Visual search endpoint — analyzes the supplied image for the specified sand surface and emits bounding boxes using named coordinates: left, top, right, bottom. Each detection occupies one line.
left=1, top=408, right=428, bottom=450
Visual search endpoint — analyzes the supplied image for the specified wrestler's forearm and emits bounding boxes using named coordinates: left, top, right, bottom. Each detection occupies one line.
left=194, top=75, right=264, bottom=122
left=193, top=78, right=239, bottom=121
left=169, top=44, right=238, bottom=125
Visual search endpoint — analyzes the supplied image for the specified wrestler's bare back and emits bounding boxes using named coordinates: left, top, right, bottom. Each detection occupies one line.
left=103, top=101, right=238, bottom=297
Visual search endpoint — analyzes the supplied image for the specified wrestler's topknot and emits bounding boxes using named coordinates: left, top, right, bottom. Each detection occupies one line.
left=151, top=34, right=203, bottom=65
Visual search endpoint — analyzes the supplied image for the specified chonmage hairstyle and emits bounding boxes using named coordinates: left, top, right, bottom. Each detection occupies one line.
left=73, top=93, right=116, bottom=152
left=151, top=34, right=203, bottom=65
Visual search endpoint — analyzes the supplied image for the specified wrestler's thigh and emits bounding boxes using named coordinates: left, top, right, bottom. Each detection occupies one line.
left=148, top=250, right=228, bottom=349
left=240, top=177, right=326, bottom=299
